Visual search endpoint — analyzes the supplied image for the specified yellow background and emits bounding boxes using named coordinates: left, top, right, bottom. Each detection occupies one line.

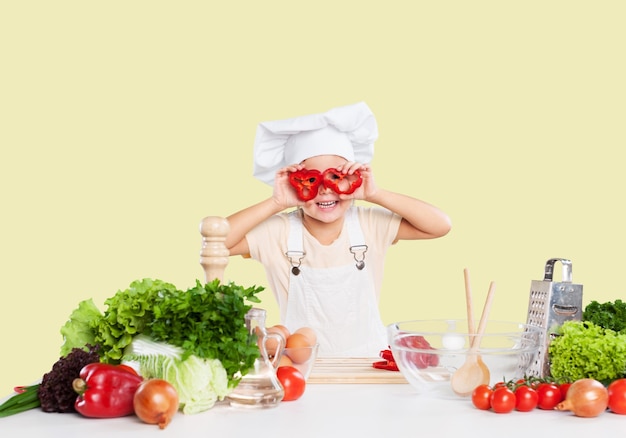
left=1, top=1, right=624, bottom=396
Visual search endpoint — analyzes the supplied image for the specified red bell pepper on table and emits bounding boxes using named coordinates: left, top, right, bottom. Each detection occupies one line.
left=72, top=363, right=144, bottom=418
left=373, top=336, right=439, bottom=371
left=373, top=349, right=400, bottom=371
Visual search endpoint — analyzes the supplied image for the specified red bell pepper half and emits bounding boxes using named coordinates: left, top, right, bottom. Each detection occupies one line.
left=372, top=349, right=399, bottom=371
left=288, top=168, right=363, bottom=201
left=399, top=335, right=440, bottom=369
left=288, top=169, right=323, bottom=201
left=322, top=168, right=362, bottom=195
left=373, top=336, right=440, bottom=371
left=72, top=363, right=144, bottom=418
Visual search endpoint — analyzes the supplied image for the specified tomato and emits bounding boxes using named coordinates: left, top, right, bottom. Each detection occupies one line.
left=490, top=386, right=516, bottom=413
left=471, top=384, right=493, bottom=410
left=492, top=381, right=507, bottom=390
left=514, top=385, right=538, bottom=412
left=536, top=383, right=562, bottom=410
left=559, top=382, right=572, bottom=400
left=608, top=378, right=626, bottom=414
left=276, top=366, right=306, bottom=401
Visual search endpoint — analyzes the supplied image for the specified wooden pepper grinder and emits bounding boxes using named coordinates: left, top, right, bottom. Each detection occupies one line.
left=199, top=216, right=229, bottom=283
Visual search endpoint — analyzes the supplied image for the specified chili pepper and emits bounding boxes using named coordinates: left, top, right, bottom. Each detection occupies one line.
left=288, top=169, right=323, bottom=201
left=72, top=363, right=144, bottom=418
left=322, top=168, right=362, bottom=195
left=13, top=386, right=29, bottom=394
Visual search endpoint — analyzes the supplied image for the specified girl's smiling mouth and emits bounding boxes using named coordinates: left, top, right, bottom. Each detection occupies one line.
left=317, top=201, right=337, bottom=209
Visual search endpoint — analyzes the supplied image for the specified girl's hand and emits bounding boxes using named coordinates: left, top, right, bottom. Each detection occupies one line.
left=334, top=162, right=379, bottom=201
left=273, top=164, right=305, bottom=209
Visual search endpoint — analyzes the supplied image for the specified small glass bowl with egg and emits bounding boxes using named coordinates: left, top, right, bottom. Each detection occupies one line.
left=264, top=325, right=319, bottom=381
left=387, top=319, right=543, bottom=398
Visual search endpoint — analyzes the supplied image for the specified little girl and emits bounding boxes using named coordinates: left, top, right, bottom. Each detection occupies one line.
left=225, top=102, right=451, bottom=357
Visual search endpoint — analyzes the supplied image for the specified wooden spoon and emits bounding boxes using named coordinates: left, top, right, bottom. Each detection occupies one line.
left=450, top=276, right=496, bottom=397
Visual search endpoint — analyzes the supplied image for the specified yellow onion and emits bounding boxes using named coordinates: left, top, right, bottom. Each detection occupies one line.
left=133, top=379, right=179, bottom=429
left=555, top=378, right=608, bottom=418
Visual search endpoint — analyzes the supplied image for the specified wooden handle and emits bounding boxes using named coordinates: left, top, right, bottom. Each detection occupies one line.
left=199, top=216, right=230, bottom=283
left=471, top=281, right=496, bottom=352
left=463, top=268, right=475, bottom=344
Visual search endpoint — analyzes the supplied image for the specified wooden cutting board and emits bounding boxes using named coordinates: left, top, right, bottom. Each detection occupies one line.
left=307, top=357, right=408, bottom=384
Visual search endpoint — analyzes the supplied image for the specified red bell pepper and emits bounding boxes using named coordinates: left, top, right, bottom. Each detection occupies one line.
left=289, top=167, right=363, bottom=200
left=288, top=169, right=323, bottom=201
left=398, top=335, right=440, bottom=368
left=322, top=168, right=362, bottom=195
left=372, top=349, right=399, bottom=371
left=72, top=363, right=143, bottom=418
left=373, top=337, right=440, bottom=372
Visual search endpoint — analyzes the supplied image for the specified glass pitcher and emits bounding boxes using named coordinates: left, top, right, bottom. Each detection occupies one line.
left=227, top=308, right=285, bottom=408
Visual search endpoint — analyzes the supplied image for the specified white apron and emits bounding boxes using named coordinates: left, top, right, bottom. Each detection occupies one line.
left=283, top=208, right=388, bottom=357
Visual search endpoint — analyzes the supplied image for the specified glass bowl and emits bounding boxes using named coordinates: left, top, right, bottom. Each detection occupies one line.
left=387, top=319, right=543, bottom=398
left=274, top=343, right=319, bottom=381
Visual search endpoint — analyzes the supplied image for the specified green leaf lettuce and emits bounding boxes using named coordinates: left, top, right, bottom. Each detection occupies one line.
left=549, top=320, right=626, bottom=384
left=59, top=298, right=103, bottom=356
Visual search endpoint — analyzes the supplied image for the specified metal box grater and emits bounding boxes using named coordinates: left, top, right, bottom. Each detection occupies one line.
left=525, top=258, right=583, bottom=377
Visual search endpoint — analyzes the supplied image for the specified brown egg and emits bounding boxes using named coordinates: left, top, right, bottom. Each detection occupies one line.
left=294, top=327, right=317, bottom=346
left=263, top=326, right=287, bottom=357
left=274, top=353, right=293, bottom=368
left=271, top=324, right=291, bottom=341
left=285, top=333, right=313, bottom=363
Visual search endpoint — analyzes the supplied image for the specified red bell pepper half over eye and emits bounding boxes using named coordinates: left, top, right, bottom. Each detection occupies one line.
left=288, top=169, right=323, bottom=201
left=72, top=363, right=144, bottom=418
left=322, top=168, right=362, bottom=195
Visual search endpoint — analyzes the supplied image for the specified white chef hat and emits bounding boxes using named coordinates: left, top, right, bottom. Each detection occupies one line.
left=253, top=102, right=378, bottom=185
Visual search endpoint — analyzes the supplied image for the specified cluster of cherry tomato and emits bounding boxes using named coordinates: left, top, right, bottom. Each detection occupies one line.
left=471, top=377, right=571, bottom=413
left=472, top=377, right=626, bottom=415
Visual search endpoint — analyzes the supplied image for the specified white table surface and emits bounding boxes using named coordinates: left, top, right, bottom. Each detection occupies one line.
left=1, top=383, right=624, bottom=437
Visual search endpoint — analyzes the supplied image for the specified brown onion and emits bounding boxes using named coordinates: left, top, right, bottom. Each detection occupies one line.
left=555, top=378, right=609, bottom=418
left=133, top=379, right=179, bottom=429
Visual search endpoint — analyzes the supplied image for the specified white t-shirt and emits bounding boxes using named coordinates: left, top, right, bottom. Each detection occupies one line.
left=246, top=206, right=402, bottom=322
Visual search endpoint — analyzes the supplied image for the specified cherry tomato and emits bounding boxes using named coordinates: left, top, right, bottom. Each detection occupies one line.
left=490, top=386, right=516, bottom=413
left=471, top=384, right=493, bottom=410
left=559, top=382, right=572, bottom=400
left=536, top=383, right=562, bottom=410
left=608, top=378, right=626, bottom=414
left=492, top=381, right=507, bottom=390
left=515, top=385, right=539, bottom=412
left=276, top=366, right=306, bottom=401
